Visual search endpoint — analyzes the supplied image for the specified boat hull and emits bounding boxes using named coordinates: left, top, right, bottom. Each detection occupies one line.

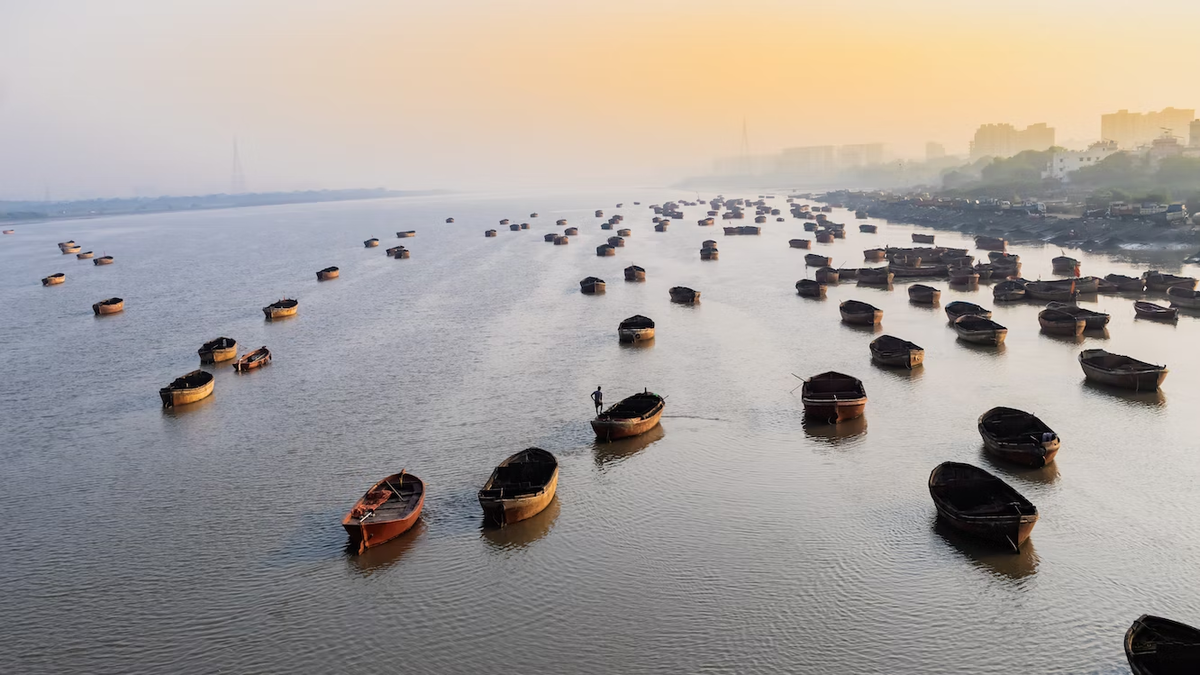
left=983, top=438, right=1059, bottom=468
left=199, top=345, right=238, bottom=364
left=840, top=309, right=882, bottom=325
left=933, top=503, right=1037, bottom=548
left=1080, top=362, right=1167, bottom=390
left=1039, top=315, right=1086, bottom=336
left=159, top=378, right=214, bottom=407
left=479, top=470, right=558, bottom=526
left=591, top=409, right=664, bottom=440
left=342, top=497, right=423, bottom=552
left=93, top=300, right=124, bottom=315
left=618, top=327, right=655, bottom=343
left=802, top=397, right=867, bottom=423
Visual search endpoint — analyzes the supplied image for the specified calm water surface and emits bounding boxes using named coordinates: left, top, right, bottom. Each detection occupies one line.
left=2, top=192, right=1200, bottom=674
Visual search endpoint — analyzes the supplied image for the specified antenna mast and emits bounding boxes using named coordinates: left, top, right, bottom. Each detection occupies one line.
left=231, top=137, right=246, bottom=194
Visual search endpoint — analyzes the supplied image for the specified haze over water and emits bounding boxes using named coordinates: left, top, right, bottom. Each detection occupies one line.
left=2, top=192, right=1200, bottom=673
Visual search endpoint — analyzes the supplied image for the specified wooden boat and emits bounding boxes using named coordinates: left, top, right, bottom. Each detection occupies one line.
left=700, top=247, right=719, bottom=261
left=386, top=246, right=404, bottom=257
left=869, top=335, right=924, bottom=368
left=992, top=280, right=1025, bottom=302
left=342, top=472, right=425, bottom=554
left=92, top=297, right=124, bottom=315
left=1095, top=277, right=1119, bottom=294
left=394, top=248, right=411, bottom=259
left=553, top=236, right=569, bottom=245
left=805, top=253, right=832, bottom=267
left=510, top=223, right=521, bottom=231
left=789, top=239, right=812, bottom=249
left=596, top=244, right=615, bottom=256
left=159, top=369, right=214, bottom=407
left=1079, top=349, right=1168, bottom=390
left=859, top=224, right=877, bottom=233
left=1134, top=301, right=1178, bottom=321
left=953, top=315, right=1007, bottom=345
left=624, top=265, right=646, bottom=281
left=1046, top=302, right=1111, bottom=329
left=840, top=299, right=882, bottom=325
left=263, top=298, right=298, bottom=320
left=978, top=407, right=1060, bottom=467
left=989, top=251, right=1019, bottom=264
left=478, top=448, right=559, bottom=526
left=801, top=372, right=867, bottom=422
left=974, top=235, right=1007, bottom=251
left=654, top=223, right=668, bottom=232
left=564, top=227, right=579, bottom=235
left=607, top=236, right=625, bottom=247
left=600, top=222, right=614, bottom=230
left=485, top=229, right=497, bottom=237
left=814, top=267, right=839, bottom=284
left=1124, top=614, right=1200, bottom=675
left=93, top=256, right=114, bottom=265
left=617, top=228, right=632, bottom=237
left=557, top=219, right=567, bottom=226
left=595, top=210, right=604, bottom=217
left=544, top=233, right=558, bottom=242
left=591, top=390, right=665, bottom=440
left=803, top=222, right=818, bottom=232
left=908, top=284, right=940, bottom=304
left=723, top=226, right=738, bottom=236
left=928, top=462, right=1037, bottom=550
left=1038, top=308, right=1086, bottom=336
left=2, top=229, right=14, bottom=234
left=1024, top=281, right=1077, bottom=302
left=580, top=276, right=605, bottom=294
left=446, top=217, right=454, bottom=223
left=702, top=240, right=718, bottom=249
left=618, top=315, right=655, bottom=343
left=364, top=238, right=380, bottom=248
left=669, top=286, right=699, bottom=304
left=397, top=231, right=416, bottom=238
left=232, top=346, right=271, bottom=372
left=500, top=219, right=511, bottom=225
left=1051, top=255, right=1079, bottom=273
left=1105, top=273, right=1144, bottom=292
left=1065, top=276, right=1099, bottom=294
left=889, top=263, right=947, bottom=278
left=855, top=209, right=868, bottom=219
left=198, top=337, right=237, bottom=364
left=948, top=268, right=980, bottom=285
left=912, top=233, right=936, bottom=244
left=945, top=301, right=991, bottom=321
left=816, top=231, right=835, bottom=243
left=42, top=273, right=66, bottom=286
left=76, top=251, right=94, bottom=259
left=62, top=245, right=81, bottom=254
left=57, top=240, right=77, bottom=250
left=1144, top=271, right=1197, bottom=293
left=838, top=268, right=860, bottom=281
left=738, top=226, right=761, bottom=235
left=796, top=279, right=826, bottom=298
left=857, top=267, right=894, bottom=285
left=863, top=248, right=886, bottom=261
left=973, top=264, right=994, bottom=281
left=1167, top=285, right=1200, bottom=308
left=316, top=266, right=339, bottom=281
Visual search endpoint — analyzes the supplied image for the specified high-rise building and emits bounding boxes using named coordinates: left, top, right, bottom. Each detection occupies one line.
left=1100, top=108, right=1196, bottom=149
left=1190, top=119, right=1200, bottom=148
left=969, top=123, right=1056, bottom=159
left=837, top=143, right=885, bottom=168
left=925, top=142, right=946, bottom=161
left=775, top=146, right=837, bottom=175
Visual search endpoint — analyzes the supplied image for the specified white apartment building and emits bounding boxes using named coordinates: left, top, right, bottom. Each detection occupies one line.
left=1045, top=142, right=1120, bottom=181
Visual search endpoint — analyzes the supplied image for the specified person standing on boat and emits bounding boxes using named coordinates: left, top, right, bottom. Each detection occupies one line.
left=591, top=386, right=603, bottom=414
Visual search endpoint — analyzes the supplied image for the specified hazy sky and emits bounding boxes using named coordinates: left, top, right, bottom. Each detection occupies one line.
left=2, top=0, right=1199, bottom=199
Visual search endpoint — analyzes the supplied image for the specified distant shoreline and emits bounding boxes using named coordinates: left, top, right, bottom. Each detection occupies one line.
left=0, top=189, right=448, bottom=227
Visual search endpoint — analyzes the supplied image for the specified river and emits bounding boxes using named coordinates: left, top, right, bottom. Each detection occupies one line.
left=1, top=191, right=1198, bottom=673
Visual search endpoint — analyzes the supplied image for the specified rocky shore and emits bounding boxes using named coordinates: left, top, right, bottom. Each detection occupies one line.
left=830, top=194, right=1200, bottom=255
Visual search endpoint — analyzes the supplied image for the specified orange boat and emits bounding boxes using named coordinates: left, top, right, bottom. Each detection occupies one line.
left=342, top=471, right=425, bottom=554
left=232, top=346, right=271, bottom=372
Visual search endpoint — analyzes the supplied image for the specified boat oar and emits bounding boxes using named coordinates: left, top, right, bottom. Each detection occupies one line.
left=789, top=373, right=806, bottom=394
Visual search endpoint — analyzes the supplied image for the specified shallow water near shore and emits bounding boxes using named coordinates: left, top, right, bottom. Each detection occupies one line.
left=2, top=191, right=1200, bottom=674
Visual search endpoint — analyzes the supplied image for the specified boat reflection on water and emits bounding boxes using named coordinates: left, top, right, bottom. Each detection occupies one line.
left=955, top=339, right=1007, bottom=356
left=1081, top=380, right=1167, bottom=409
left=841, top=322, right=883, bottom=335
left=934, top=519, right=1039, bottom=581
left=481, top=496, right=560, bottom=552
left=1039, top=331, right=1086, bottom=346
left=980, top=447, right=1061, bottom=486
left=873, top=361, right=925, bottom=382
left=346, top=519, right=427, bottom=576
left=802, top=415, right=867, bottom=446
left=618, top=337, right=655, bottom=349
left=592, top=423, right=665, bottom=469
